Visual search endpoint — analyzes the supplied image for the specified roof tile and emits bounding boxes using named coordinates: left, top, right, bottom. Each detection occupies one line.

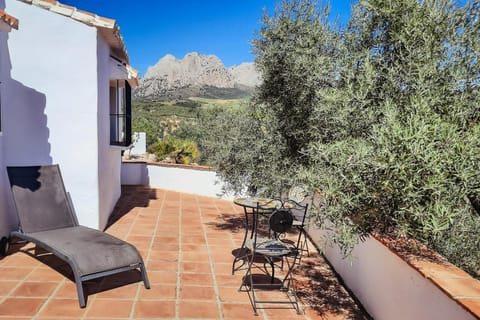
left=0, top=9, right=19, bottom=30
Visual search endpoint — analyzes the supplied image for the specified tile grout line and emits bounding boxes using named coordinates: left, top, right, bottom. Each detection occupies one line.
left=33, top=277, right=66, bottom=320
left=130, top=187, right=166, bottom=320
left=0, top=269, right=30, bottom=305
left=2, top=255, right=43, bottom=319
left=6, top=250, right=95, bottom=319
left=123, top=188, right=144, bottom=320
left=175, top=191, right=183, bottom=319
left=230, top=202, right=245, bottom=275
left=301, top=238, right=315, bottom=320
left=200, top=198, right=225, bottom=320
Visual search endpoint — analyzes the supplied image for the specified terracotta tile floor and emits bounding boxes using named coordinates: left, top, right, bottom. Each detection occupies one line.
left=0, top=186, right=368, bottom=319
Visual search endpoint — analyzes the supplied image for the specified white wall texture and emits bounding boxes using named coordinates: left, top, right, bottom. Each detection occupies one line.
left=130, top=132, right=146, bottom=155
left=121, top=162, right=233, bottom=199
left=308, top=225, right=476, bottom=320
left=0, top=6, right=18, bottom=238
left=0, top=0, right=118, bottom=230
left=97, top=43, right=124, bottom=230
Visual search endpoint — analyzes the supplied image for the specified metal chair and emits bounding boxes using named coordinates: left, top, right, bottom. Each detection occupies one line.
left=288, top=186, right=311, bottom=258
left=290, top=197, right=311, bottom=259
left=232, top=198, right=280, bottom=275
left=240, top=200, right=307, bottom=315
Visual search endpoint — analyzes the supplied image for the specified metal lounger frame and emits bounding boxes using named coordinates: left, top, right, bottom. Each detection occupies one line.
left=6, top=165, right=150, bottom=307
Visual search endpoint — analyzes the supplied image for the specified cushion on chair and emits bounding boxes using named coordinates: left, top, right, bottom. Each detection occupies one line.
left=269, top=209, right=293, bottom=234
left=256, top=239, right=295, bottom=257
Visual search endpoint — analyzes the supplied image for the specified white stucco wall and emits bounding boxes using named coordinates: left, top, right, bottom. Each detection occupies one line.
left=308, top=226, right=477, bottom=320
left=97, top=41, right=123, bottom=231
left=121, top=162, right=233, bottom=199
left=2, top=0, right=101, bottom=229
left=130, top=132, right=146, bottom=155
left=0, top=134, right=14, bottom=239
left=0, top=10, right=18, bottom=238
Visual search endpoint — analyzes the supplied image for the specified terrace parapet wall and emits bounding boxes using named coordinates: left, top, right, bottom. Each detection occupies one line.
left=121, top=160, right=232, bottom=199
left=308, top=224, right=480, bottom=320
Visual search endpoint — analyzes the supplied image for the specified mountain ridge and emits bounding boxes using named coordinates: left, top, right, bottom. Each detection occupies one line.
left=134, top=52, right=261, bottom=101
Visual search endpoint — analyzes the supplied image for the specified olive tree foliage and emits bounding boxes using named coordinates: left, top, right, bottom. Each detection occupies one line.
left=200, top=0, right=479, bottom=276
left=305, top=0, right=480, bottom=275
left=199, top=0, right=341, bottom=196
left=197, top=106, right=286, bottom=196
left=250, top=0, right=342, bottom=191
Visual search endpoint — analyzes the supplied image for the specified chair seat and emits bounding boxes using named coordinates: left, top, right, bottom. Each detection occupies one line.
left=24, top=226, right=142, bottom=277
left=246, top=238, right=295, bottom=257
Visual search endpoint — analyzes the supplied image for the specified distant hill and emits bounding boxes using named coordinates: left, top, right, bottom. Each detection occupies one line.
left=133, top=52, right=261, bottom=101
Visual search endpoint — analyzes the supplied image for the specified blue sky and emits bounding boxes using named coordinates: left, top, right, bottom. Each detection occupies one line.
left=61, top=1, right=353, bottom=76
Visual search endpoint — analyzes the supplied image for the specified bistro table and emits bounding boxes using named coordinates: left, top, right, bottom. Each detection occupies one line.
left=231, top=197, right=283, bottom=274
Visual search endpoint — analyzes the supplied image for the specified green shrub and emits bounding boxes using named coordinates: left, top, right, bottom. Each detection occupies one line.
left=148, top=137, right=200, bottom=165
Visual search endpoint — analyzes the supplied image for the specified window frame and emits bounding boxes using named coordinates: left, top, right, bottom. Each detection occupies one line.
left=109, top=79, right=132, bottom=147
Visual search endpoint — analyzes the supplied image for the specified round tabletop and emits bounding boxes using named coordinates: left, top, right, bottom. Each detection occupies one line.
left=233, top=197, right=283, bottom=209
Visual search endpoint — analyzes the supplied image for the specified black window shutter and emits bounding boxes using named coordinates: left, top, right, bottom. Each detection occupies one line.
left=125, top=81, right=132, bottom=146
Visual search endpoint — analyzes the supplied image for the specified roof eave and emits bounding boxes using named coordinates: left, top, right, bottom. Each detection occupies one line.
left=97, top=25, right=129, bottom=64
left=0, top=9, right=19, bottom=30
left=17, top=0, right=130, bottom=64
left=126, top=64, right=139, bottom=88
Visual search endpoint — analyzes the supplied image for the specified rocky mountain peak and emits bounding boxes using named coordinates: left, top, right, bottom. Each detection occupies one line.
left=229, top=62, right=261, bottom=88
left=135, top=52, right=261, bottom=101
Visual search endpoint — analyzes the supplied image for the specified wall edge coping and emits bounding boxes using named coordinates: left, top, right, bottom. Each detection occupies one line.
left=122, top=160, right=215, bottom=172
left=370, top=233, right=480, bottom=319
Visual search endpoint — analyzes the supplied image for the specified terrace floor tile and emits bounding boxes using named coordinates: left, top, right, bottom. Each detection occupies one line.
left=0, top=186, right=367, bottom=319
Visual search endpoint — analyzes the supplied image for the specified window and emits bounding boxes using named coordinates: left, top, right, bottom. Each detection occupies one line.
left=109, top=79, right=131, bottom=146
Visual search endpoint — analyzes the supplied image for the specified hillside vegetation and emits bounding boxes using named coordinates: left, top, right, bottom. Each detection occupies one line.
left=132, top=98, right=248, bottom=147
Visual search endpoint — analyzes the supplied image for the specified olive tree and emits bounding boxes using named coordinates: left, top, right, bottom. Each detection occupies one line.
left=200, top=0, right=480, bottom=277
left=201, top=0, right=341, bottom=196
left=251, top=0, right=342, bottom=191
left=306, top=0, right=480, bottom=275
